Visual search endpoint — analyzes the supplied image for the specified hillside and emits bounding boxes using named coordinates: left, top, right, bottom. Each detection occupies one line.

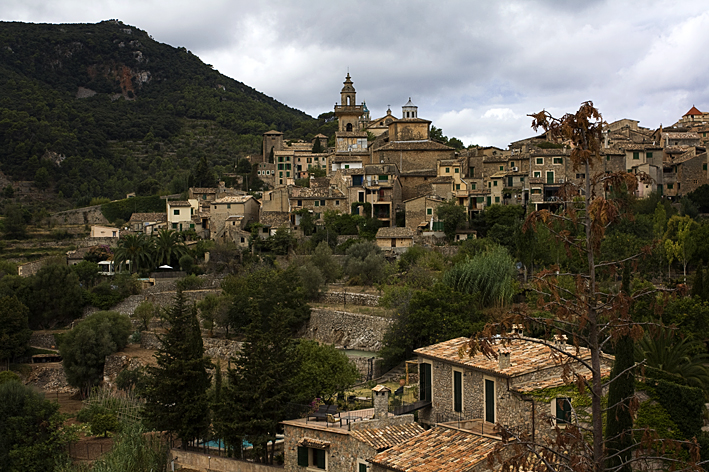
left=0, top=20, right=335, bottom=204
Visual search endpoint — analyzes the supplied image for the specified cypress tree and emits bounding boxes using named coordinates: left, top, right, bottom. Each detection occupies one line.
left=605, top=264, right=635, bottom=472
left=229, top=304, right=299, bottom=464
left=144, top=291, right=211, bottom=449
left=311, top=138, right=323, bottom=154
left=692, top=262, right=704, bottom=300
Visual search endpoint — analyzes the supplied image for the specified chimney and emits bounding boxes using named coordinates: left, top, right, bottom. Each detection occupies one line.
left=499, top=349, right=511, bottom=370
left=510, top=324, right=524, bottom=338
left=372, top=385, right=391, bottom=419
left=554, top=334, right=568, bottom=350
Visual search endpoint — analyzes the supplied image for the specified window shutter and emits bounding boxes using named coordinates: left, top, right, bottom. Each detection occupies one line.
left=297, top=446, right=308, bottom=467
left=359, top=463, right=368, bottom=472
left=315, top=449, right=326, bottom=469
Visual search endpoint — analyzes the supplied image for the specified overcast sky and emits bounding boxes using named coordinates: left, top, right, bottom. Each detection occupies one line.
left=3, top=0, right=709, bottom=148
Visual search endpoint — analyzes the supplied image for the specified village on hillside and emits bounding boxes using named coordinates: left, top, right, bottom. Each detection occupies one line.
left=4, top=74, right=709, bottom=472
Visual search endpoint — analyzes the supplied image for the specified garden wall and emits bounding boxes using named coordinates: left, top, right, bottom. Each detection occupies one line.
left=304, top=308, right=392, bottom=352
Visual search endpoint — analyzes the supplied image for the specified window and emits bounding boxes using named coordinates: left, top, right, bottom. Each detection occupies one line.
left=278, top=156, right=283, bottom=162
left=456, top=184, right=461, bottom=190
left=470, top=167, right=475, bottom=178
left=555, top=397, right=572, bottom=425
left=345, top=165, right=350, bottom=169
left=453, top=370, right=463, bottom=413
left=520, top=177, right=525, bottom=182
left=633, top=152, right=640, bottom=160
left=298, top=200, right=302, bottom=206
left=471, top=183, right=476, bottom=190
left=315, top=201, right=320, bottom=207
left=647, top=152, right=653, bottom=159
left=531, top=188, right=542, bottom=194
left=667, top=183, right=674, bottom=190
left=420, top=362, right=432, bottom=402
left=286, top=172, right=290, bottom=177
left=493, top=181, right=498, bottom=187
left=534, top=171, right=541, bottom=178
left=606, top=155, right=610, bottom=161
left=307, top=158, right=312, bottom=163
left=484, top=378, right=495, bottom=423
left=173, top=209, right=180, bottom=215
left=426, top=208, right=432, bottom=215
left=476, top=196, right=484, bottom=203
left=510, top=161, right=515, bottom=167
left=172, top=223, right=178, bottom=229
left=536, top=158, right=543, bottom=165
left=445, top=167, right=450, bottom=173
left=298, top=446, right=326, bottom=469
left=336, top=200, right=340, bottom=206
left=495, top=196, right=500, bottom=203
left=286, top=156, right=291, bottom=161
left=379, top=175, right=389, bottom=181
left=286, top=164, right=291, bottom=170
left=278, top=164, right=284, bottom=170
left=704, top=164, right=708, bottom=171
left=488, top=182, right=491, bottom=188
left=499, top=166, right=504, bottom=171
left=454, top=168, right=459, bottom=173
left=576, top=174, right=585, bottom=179
left=190, top=224, right=194, bottom=229
left=321, top=200, right=326, bottom=206
left=227, top=204, right=231, bottom=209
left=553, top=157, right=563, bottom=164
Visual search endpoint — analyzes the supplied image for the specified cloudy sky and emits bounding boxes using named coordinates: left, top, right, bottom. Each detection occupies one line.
left=3, top=0, right=709, bottom=148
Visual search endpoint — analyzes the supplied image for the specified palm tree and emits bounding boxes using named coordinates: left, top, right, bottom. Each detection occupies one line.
left=153, top=229, right=189, bottom=267
left=635, top=327, right=709, bottom=389
left=114, top=233, right=154, bottom=274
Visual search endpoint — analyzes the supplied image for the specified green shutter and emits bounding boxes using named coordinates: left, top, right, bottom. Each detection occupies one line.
left=453, top=371, right=462, bottom=412
left=297, top=446, right=308, bottom=467
left=420, top=363, right=431, bottom=402
left=485, top=379, right=495, bottom=423
left=315, top=449, right=326, bottom=469
left=359, top=463, right=368, bottom=472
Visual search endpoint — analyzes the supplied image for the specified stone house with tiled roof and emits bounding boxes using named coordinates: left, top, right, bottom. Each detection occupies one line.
left=283, top=387, right=424, bottom=472
left=209, top=195, right=260, bottom=239
left=166, top=200, right=197, bottom=232
left=128, top=212, right=167, bottom=235
left=375, top=227, right=414, bottom=251
left=415, top=335, right=613, bottom=441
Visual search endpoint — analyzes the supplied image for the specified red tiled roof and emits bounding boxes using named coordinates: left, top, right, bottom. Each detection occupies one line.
left=350, top=423, right=424, bottom=450
left=685, top=106, right=703, bottom=116
left=371, top=427, right=499, bottom=472
left=415, top=337, right=595, bottom=378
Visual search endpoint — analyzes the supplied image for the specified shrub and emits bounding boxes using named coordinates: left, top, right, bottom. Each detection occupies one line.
left=176, top=274, right=203, bottom=291
left=90, top=412, right=120, bottom=437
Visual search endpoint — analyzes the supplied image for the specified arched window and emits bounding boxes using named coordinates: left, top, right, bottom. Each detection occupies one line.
left=346, top=96, right=351, bottom=106
left=346, top=123, right=353, bottom=132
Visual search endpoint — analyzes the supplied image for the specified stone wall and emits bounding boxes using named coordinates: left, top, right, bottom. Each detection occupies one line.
left=320, top=291, right=380, bottom=307
left=29, top=332, right=58, bottom=349
left=304, top=309, right=392, bottom=352
left=348, top=355, right=384, bottom=381
left=203, top=338, right=243, bottom=361
left=86, top=288, right=222, bottom=317
left=49, top=205, right=108, bottom=226
left=18, top=257, right=53, bottom=277
left=25, top=363, right=75, bottom=393
left=171, top=449, right=283, bottom=472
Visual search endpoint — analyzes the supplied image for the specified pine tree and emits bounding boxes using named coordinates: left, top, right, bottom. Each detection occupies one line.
left=144, top=291, right=211, bottom=448
left=692, top=262, right=705, bottom=300
left=605, top=263, right=635, bottom=472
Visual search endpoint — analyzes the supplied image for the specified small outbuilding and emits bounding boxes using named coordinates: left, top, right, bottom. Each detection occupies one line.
left=375, top=227, right=414, bottom=251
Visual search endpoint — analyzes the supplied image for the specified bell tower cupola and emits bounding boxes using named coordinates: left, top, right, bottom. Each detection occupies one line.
left=402, top=97, right=418, bottom=119
left=341, top=73, right=356, bottom=107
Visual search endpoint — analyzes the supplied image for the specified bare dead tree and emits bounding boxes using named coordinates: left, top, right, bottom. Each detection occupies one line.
left=467, top=102, right=701, bottom=472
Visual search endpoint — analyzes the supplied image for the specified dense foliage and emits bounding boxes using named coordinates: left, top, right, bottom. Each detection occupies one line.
left=0, top=20, right=336, bottom=203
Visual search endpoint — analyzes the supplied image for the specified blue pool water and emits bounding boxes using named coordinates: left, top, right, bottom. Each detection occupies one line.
left=199, top=439, right=253, bottom=449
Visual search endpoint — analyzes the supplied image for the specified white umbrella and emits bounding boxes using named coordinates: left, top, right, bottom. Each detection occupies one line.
left=158, top=265, right=173, bottom=269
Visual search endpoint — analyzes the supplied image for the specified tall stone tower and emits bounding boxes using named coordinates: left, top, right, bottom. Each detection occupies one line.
left=262, top=130, right=283, bottom=163
left=334, top=73, right=368, bottom=154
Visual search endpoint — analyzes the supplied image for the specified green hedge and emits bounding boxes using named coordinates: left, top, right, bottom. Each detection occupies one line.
left=101, top=196, right=166, bottom=223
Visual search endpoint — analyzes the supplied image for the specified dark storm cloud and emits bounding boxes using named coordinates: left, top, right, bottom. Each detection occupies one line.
left=3, top=0, right=709, bottom=146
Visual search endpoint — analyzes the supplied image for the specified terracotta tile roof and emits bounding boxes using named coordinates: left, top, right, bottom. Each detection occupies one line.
left=191, top=187, right=217, bottom=194
left=664, top=132, right=700, bottom=139
left=530, top=148, right=569, bottom=156
left=214, top=196, right=254, bottom=204
left=350, top=423, right=424, bottom=451
left=400, top=170, right=437, bottom=177
left=431, top=176, right=453, bottom=183
left=129, top=212, right=166, bottom=223
left=371, top=427, right=498, bottom=472
left=333, top=155, right=364, bottom=163
left=511, top=365, right=611, bottom=393
left=378, top=140, right=454, bottom=152
left=377, top=227, right=414, bottom=239
left=264, top=129, right=283, bottom=135
left=167, top=200, right=192, bottom=207
left=415, top=337, right=595, bottom=378
left=685, top=106, right=703, bottom=116
left=289, top=186, right=345, bottom=199
left=298, top=438, right=331, bottom=449
left=664, top=145, right=691, bottom=154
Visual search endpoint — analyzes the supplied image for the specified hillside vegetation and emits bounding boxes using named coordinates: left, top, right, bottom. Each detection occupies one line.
left=0, top=20, right=335, bottom=204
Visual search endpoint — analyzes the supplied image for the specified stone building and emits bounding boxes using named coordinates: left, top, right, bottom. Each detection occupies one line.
left=403, top=194, right=447, bottom=233
left=208, top=195, right=260, bottom=239
left=127, top=212, right=166, bottom=235
left=415, top=335, right=613, bottom=441
left=166, top=200, right=197, bottom=232
left=262, top=129, right=284, bottom=164
left=282, top=387, right=423, bottom=472
left=333, top=74, right=370, bottom=163
left=375, top=227, right=414, bottom=252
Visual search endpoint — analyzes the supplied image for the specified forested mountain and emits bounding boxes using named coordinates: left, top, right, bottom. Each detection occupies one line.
left=0, top=20, right=334, bottom=204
